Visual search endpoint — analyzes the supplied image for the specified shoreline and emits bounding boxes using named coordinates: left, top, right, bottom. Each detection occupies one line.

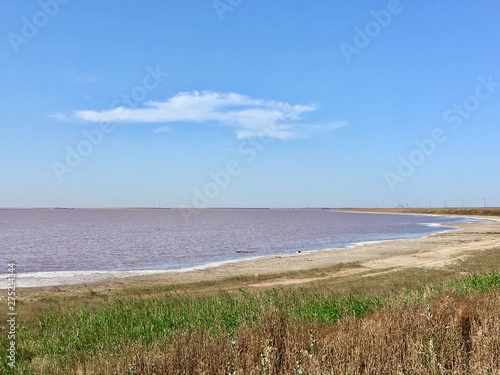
left=5, top=213, right=479, bottom=289
left=12, top=213, right=500, bottom=292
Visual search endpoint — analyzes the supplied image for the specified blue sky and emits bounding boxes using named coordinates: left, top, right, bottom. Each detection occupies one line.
left=1, top=0, right=499, bottom=208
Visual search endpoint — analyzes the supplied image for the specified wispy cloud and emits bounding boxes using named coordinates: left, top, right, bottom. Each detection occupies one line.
left=48, top=112, right=70, bottom=122
left=75, top=91, right=346, bottom=140
left=154, top=126, right=171, bottom=134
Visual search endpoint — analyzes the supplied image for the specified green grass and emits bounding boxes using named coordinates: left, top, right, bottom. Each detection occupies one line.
left=14, top=291, right=384, bottom=360
left=447, top=271, right=500, bottom=294
left=3, top=271, right=499, bottom=373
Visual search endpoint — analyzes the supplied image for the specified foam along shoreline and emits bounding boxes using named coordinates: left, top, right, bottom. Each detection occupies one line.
left=8, top=251, right=294, bottom=289
left=10, top=215, right=500, bottom=290
left=9, top=256, right=272, bottom=289
left=9, top=270, right=166, bottom=289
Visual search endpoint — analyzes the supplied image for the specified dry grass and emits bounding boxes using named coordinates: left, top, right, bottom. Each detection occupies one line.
left=4, top=272, right=498, bottom=374
left=30, top=290, right=500, bottom=375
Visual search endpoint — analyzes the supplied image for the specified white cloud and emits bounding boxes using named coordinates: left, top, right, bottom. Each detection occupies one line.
left=154, top=126, right=171, bottom=134
left=75, top=91, right=345, bottom=140
left=48, top=112, right=70, bottom=122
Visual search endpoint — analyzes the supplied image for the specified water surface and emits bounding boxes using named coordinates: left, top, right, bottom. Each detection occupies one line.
left=0, top=209, right=475, bottom=275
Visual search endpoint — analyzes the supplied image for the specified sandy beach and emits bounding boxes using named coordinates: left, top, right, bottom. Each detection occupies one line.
left=16, top=214, right=500, bottom=293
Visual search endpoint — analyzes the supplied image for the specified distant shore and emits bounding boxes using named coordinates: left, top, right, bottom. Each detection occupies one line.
left=16, top=210, right=500, bottom=293
left=338, top=207, right=500, bottom=217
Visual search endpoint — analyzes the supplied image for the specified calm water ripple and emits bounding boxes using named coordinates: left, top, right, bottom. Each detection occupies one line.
left=0, top=209, right=477, bottom=274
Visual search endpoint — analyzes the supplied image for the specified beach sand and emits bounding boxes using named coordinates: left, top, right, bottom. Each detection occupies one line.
left=16, top=215, right=500, bottom=294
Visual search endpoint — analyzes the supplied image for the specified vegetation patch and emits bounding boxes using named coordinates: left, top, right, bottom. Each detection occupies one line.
left=2, top=272, right=499, bottom=373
